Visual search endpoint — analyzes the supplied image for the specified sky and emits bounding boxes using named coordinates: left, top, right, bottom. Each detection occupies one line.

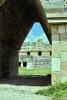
left=24, top=22, right=49, bottom=43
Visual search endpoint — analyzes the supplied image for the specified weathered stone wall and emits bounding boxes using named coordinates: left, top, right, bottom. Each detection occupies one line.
left=52, top=24, right=67, bottom=84
left=40, top=0, right=64, bottom=13
left=19, top=41, right=51, bottom=68
left=52, top=24, right=61, bottom=83
left=60, top=25, right=67, bottom=82
left=33, top=56, right=51, bottom=67
left=19, top=51, right=51, bottom=57
left=20, top=56, right=51, bottom=68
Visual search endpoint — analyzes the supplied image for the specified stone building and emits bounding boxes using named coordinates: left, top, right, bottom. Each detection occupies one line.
left=19, top=39, right=51, bottom=68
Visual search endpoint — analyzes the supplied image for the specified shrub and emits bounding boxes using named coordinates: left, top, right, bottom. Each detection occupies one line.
left=36, top=82, right=67, bottom=98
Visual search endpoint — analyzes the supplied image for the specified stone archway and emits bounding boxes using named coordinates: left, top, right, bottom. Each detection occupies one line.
left=0, top=0, right=51, bottom=78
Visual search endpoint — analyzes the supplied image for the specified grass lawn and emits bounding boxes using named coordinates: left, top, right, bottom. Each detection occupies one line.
left=19, top=67, right=51, bottom=76
left=35, top=82, right=67, bottom=99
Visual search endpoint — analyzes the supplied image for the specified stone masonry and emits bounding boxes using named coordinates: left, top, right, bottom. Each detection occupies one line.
left=19, top=39, right=51, bottom=68
left=45, top=0, right=67, bottom=84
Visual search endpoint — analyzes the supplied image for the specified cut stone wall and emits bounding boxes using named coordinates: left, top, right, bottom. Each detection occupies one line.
left=52, top=25, right=61, bottom=84
left=52, top=24, right=67, bottom=84
left=40, top=0, right=64, bottom=13
left=20, top=56, right=51, bottom=68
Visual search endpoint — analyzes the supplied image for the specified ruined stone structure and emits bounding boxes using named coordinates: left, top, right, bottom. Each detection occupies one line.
left=19, top=39, right=51, bottom=68
left=0, top=0, right=51, bottom=78
left=0, top=0, right=67, bottom=85
left=43, top=0, right=67, bottom=83
left=19, top=0, right=67, bottom=84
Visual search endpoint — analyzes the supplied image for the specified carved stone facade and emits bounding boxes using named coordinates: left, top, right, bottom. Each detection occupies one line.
left=40, top=0, right=67, bottom=12
left=19, top=39, right=51, bottom=68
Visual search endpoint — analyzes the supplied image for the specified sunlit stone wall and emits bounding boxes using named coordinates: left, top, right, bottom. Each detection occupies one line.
left=52, top=25, right=61, bottom=83
left=40, top=0, right=67, bottom=84
left=40, top=0, right=64, bottom=13
left=51, top=24, right=67, bottom=84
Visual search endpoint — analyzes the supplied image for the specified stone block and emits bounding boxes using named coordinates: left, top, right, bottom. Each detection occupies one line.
left=52, top=43, right=60, bottom=57
left=52, top=25, right=58, bottom=34
left=61, top=52, right=67, bottom=62
left=61, top=62, right=67, bottom=82
left=60, top=41, right=67, bottom=52
left=52, top=58, right=60, bottom=71
left=42, top=52, right=50, bottom=56
left=58, top=25, right=65, bottom=34
left=52, top=34, right=60, bottom=43
left=66, top=24, right=67, bottom=32
left=31, top=52, right=38, bottom=56
left=60, top=34, right=67, bottom=41
left=61, top=62, right=67, bottom=70
left=52, top=71, right=61, bottom=84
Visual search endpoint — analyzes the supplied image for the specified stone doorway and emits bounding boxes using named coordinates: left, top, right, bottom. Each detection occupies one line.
left=23, top=62, right=27, bottom=67
left=38, top=51, right=42, bottom=56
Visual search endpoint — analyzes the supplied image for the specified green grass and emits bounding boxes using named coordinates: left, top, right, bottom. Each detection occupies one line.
left=35, top=82, right=67, bottom=99
left=19, top=67, right=51, bottom=76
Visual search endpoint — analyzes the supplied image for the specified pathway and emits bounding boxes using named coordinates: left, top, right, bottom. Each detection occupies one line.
left=0, top=84, right=51, bottom=100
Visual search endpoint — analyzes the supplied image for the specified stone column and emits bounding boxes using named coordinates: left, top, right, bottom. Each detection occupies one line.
left=1, top=44, right=9, bottom=78
left=59, top=24, right=67, bottom=82
left=1, top=44, right=19, bottom=78
left=52, top=25, right=61, bottom=84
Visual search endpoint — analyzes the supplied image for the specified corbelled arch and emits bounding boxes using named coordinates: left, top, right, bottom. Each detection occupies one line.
left=0, top=0, right=51, bottom=78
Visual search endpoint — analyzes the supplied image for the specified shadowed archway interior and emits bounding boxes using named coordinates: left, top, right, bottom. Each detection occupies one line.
left=0, top=0, right=51, bottom=78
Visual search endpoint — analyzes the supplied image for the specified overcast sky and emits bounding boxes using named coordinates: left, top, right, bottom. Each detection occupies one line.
left=24, top=22, right=49, bottom=43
